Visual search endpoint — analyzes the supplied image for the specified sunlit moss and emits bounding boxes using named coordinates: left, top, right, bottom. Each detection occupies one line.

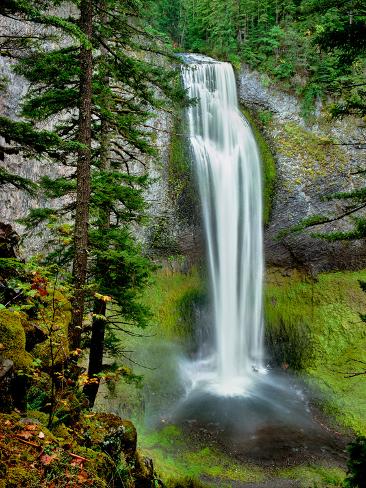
left=141, top=266, right=206, bottom=341
left=265, top=267, right=366, bottom=434
left=139, top=424, right=264, bottom=484
left=279, top=464, right=346, bottom=487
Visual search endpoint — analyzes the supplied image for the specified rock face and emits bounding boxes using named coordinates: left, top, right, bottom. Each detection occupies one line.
left=2, top=25, right=366, bottom=274
left=238, top=66, right=366, bottom=273
left=0, top=19, right=202, bottom=266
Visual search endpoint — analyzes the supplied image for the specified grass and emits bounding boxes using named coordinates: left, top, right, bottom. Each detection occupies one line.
left=240, top=106, right=277, bottom=225
left=265, top=267, right=366, bottom=434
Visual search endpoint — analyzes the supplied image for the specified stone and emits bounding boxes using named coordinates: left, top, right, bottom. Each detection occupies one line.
left=237, top=66, right=366, bottom=273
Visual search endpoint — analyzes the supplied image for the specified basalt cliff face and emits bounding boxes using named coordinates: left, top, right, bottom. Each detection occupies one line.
left=238, top=66, right=366, bottom=273
left=0, top=14, right=201, bottom=263
left=1, top=37, right=365, bottom=273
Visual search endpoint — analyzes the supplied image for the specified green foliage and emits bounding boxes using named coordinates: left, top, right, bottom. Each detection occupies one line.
left=265, top=267, right=366, bottom=434
left=152, top=0, right=366, bottom=117
left=0, top=0, right=187, bottom=396
left=0, top=167, right=36, bottom=194
left=344, top=436, right=366, bottom=487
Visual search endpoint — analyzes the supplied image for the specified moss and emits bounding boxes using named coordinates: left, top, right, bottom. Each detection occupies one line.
left=5, top=467, right=41, bottom=487
left=139, top=424, right=264, bottom=485
left=279, top=464, right=346, bottom=487
left=240, top=106, right=277, bottom=225
left=277, top=122, right=348, bottom=183
left=141, top=267, right=205, bottom=342
left=0, top=310, right=32, bottom=369
left=168, top=113, right=199, bottom=227
left=265, top=267, right=366, bottom=434
left=165, top=478, right=208, bottom=488
left=73, top=446, right=114, bottom=485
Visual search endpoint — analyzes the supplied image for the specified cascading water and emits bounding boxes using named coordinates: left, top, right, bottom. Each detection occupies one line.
left=181, top=54, right=265, bottom=396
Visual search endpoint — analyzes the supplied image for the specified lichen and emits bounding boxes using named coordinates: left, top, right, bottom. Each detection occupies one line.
left=276, top=122, right=348, bottom=184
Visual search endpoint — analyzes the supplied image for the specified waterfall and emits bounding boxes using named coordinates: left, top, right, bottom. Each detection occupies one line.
left=181, top=55, right=265, bottom=396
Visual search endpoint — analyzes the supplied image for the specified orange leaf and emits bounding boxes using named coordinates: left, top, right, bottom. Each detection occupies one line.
left=77, top=470, right=89, bottom=483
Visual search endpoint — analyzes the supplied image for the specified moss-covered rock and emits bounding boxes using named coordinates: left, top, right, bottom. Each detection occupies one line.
left=0, top=310, right=32, bottom=369
left=265, top=266, right=366, bottom=434
left=241, top=106, right=277, bottom=225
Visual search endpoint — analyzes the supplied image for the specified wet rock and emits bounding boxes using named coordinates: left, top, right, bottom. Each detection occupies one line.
left=101, top=417, right=137, bottom=463
left=21, top=320, right=47, bottom=351
left=0, top=223, right=20, bottom=259
left=0, top=359, right=15, bottom=412
left=238, top=66, right=366, bottom=272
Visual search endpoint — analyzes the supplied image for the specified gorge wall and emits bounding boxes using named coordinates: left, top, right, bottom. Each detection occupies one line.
left=238, top=66, right=366, bottom=273
left=1, top=39, right=366, bottom=274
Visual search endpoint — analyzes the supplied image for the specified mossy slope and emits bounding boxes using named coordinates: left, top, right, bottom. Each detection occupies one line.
left=265, top=267, right=366, bottom=434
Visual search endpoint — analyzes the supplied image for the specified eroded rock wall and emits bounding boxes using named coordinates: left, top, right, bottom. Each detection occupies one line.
left=238, top=66, right=366, bottom=273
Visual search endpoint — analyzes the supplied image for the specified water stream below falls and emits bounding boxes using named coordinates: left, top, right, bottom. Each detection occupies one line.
left=181, top=54, right=265, bottom=396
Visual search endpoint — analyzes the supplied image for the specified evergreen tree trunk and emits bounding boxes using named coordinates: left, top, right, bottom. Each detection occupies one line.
left=70, top=0, right=93, bottom=351
left=83, top=299, right=107, bottom=406
left=84, top=37, right=110, bottom=407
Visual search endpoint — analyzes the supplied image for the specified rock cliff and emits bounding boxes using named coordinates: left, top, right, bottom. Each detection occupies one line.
left=2, top=35, right=366, bottom=273
left=238, top=66, right=366, bottom=273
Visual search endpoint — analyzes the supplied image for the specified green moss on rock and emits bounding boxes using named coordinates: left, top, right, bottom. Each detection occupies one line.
left=168, top=113, right=199, bottom=226
left=0, top=310, right=32, bottom=369
left=278, top=122, right=348, bottom=182
left=141, top=267, right=205, bottom=342
left=265, top=267, right=366, bottom=434
left=240, top=107, right=277, bottom=225
left=279, top=464, right=345, bottom=487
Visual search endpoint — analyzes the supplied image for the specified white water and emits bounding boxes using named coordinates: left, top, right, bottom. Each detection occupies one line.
left=181, top=55, right=265, bottom=396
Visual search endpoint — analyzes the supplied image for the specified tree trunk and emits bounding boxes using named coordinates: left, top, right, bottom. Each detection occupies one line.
left=69, top=0, right=93, bottom=351
left=84, top=30, right=111, bottom=406
left=83, top=298, right=107, bottom=406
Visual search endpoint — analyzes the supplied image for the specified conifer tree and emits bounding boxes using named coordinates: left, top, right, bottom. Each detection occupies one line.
left=1, top=0, right=185, bottom=405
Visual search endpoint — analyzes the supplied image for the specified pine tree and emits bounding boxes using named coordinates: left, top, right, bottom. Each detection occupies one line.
left=1, top=0, right=185, bottom=405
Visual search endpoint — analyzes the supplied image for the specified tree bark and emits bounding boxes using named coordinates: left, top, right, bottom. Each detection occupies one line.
left=83, top=299, right=107, bottom=406
left=69, top=0, right=93, bottom=351
left=84, top=26, right=111, bottom=406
